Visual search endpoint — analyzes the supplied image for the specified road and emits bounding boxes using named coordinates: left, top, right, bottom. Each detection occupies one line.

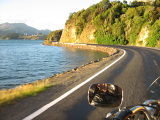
left=0, top=46, right=160, bottom=120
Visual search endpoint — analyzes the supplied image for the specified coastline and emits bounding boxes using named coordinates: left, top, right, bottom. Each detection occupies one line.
left=43, top=42, right=118, bottom=56
left=0, top=43, right=120, bottom=106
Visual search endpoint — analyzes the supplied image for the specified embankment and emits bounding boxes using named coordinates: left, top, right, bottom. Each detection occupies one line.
left=44, top=42, right=118, bottom=56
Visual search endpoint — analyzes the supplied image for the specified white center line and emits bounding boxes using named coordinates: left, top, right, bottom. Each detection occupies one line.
left=23, top=49, right=126, bottom=120
left=153, top=60, right=158, bottom=66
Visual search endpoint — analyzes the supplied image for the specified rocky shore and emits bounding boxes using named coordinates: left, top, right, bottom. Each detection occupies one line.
left=44, top=42, right=118, bottom=56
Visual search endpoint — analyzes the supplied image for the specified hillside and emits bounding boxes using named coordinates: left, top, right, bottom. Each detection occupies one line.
left=59, top=0, right=160, bottom=47
left=44, top=29, right=63, bottom=44
left=0, top=23, right=50, bottom=40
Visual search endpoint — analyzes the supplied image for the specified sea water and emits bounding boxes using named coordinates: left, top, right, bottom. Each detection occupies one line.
left=0, top=40, right=107, bottom=89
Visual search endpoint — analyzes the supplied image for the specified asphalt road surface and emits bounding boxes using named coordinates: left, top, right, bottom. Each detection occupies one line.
left=0, top=46, right=160, bottom=120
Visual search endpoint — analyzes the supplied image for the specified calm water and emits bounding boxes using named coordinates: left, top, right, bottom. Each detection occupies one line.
left=0, top=40, right=107, bottom=89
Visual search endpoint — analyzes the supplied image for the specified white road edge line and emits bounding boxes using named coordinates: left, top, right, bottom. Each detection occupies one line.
left=147, top=76, right=160, bottom=90
left=23, top=49, right=126, bottom=120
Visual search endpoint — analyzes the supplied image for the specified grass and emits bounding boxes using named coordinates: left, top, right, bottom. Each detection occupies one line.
left=0, top=79, right=52, bottom=106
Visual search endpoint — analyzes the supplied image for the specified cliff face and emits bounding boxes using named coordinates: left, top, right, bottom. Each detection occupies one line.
left=60, top=23, right=151, bottom=46
left=59, top=0, right=160, bottom=47
left=136, top=26, right=149, bottom=46
left=60, top=23, right=96, bottom=44
left=60, top=22, right=77, bottom=43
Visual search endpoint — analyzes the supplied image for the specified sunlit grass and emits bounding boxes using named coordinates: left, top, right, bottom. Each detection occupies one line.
left=0, top=79, right=52, bottom=106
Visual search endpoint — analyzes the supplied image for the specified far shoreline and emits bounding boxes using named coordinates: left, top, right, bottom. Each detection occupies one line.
left=43, top=42, right=118, bottom=56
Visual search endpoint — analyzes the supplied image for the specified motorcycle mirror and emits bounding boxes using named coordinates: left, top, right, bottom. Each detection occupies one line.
left=88, top=83, right=122, bottom=108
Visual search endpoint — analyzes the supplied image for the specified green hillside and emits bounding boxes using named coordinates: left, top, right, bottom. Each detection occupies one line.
left=44, top=29, right=62, bottom=44
left=59, top=0, right=160, bottom=47
left=0, top=23, right=50, bottom=40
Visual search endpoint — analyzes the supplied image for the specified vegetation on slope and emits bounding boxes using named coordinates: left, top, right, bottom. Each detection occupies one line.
left=44, top=29, right=63, bottom=44
left=65, top=0, right=160, bottom=47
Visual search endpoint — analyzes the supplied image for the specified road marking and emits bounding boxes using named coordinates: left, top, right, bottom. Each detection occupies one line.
left=23, top=50, right=126, bottom=120
left=147, top=76, right=160, bottom=90
left=153, top=60, right=158, bottom=66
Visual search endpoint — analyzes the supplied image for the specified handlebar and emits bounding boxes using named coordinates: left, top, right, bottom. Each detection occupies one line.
left=112, top=106, right=152, bottom=120
left=143, top=100, right=160, bottom=107
left=113, top=109, right=132, bottom=120
left=106, top=100, right=160, bottom=120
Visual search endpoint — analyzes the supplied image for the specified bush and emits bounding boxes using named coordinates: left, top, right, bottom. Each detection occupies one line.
left=155, top=0, right=160, bottom=6
left=96, top=32, right=116, bottom=45
left=126, top=8, right=139, bottom=19
left=130, top=1, right=145, bottom=7
left=75, top=9, right=91, bottom=36
left=128, top=16, right=145, bottom=44
left=46, top=29, right=63, bottom=43
left=68, top=12, right=76, bottom=19
left=147, top=19, right=160, bottom=47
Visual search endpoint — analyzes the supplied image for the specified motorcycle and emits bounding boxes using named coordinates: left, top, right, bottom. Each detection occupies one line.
left=88, top=76, right=160, bottom=120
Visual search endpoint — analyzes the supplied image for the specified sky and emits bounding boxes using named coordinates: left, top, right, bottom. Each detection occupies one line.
left=0, top=0, right=132, bottom=31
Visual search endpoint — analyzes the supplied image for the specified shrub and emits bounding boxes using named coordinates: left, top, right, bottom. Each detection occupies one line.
left=45, top=29, right=63, bottom=43
left=147, top=19, right=160, bottom=47
left=126, top=8, right=139, bottom=19
left=155, top=0, right=160, bottom=6
left=96, top=32, right=116, bottom=45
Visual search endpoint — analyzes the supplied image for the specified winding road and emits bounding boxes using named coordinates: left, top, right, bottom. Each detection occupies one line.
left=0, top=46, right=160, bottom=120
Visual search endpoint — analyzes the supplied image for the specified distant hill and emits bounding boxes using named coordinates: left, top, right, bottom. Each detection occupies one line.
left=0, top=23, right=51, bottom=40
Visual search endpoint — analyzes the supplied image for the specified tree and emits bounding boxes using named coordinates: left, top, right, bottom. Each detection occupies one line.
left=130, top=1, right=145, bottom=7
left=147, top=19, right=160, bottom=47
left=68, top=12, right=76, bottom=19
left=123, top=0, right=127, bottom=4
left=155, top=0, right=160, bottom=6
left=46, top=30, right=63, bottom=42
